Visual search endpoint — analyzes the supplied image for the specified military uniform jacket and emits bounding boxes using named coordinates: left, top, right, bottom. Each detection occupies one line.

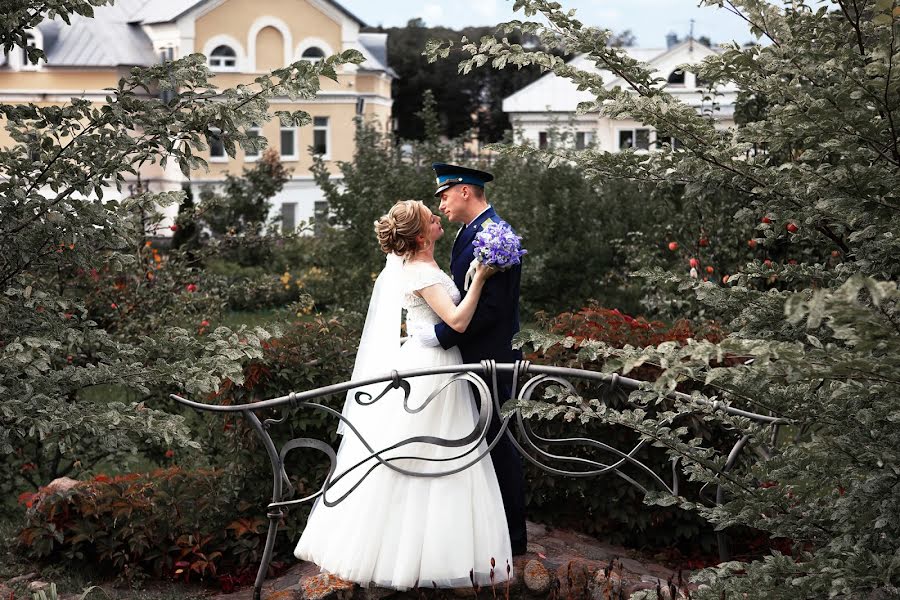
left=434, top=206, right=523, bottom=365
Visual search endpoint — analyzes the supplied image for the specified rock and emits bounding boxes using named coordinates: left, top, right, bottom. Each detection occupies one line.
left=267, top=591, right=301, bottom=600
left=361, top=585, right=397, bottom=600
left=0, top=585, right=13, bottom=599
left=43, top=477, right=81, bottom=495
left=592, top=568, right=623, bottom=599
left=451, top=587, right=478, bottom=598
left=526, top=542, right=546, bottom=555
left=28, top=581, right=50, bottom=593
left=301, top=574, right=356, bottom=600
left=526, top=521, right=548, bottom=539
left=29, top=477, right=82, bottom=513
left=6, top=572, right=38, bottom=585
left=523, top=560, right=551, bottom=594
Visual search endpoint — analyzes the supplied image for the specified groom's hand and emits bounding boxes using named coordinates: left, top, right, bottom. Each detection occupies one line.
left=410, top=324, right=441, bottom=347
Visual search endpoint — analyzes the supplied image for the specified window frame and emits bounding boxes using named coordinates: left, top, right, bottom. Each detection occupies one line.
left=279, top=126, right=298, bottom=161
left=208, top=44, right=238, bottom=71
left=616, top=127, right=651, bottom=152
left=666, top=69, right=686, bottom=87
left=312, top=117, right=330, bottom=160
left=300, top=46, right=326, bottom=64
left=244, top=125, right=263, bottom=162
left=281, top=202, right=297, bottom=234
left=208, top=127, right=228, bottom=163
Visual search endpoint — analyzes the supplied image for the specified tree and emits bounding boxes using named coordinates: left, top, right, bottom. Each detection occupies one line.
left=198, top=148, right=290, bottom=238
left=0, top=0, right=362, bottom=499
left=368, top=22, right=575, bottom=141
left=429, top=0, right=900, bottom=597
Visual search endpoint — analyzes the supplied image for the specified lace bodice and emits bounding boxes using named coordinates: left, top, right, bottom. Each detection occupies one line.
left=402, top=261, right=460, bottom=327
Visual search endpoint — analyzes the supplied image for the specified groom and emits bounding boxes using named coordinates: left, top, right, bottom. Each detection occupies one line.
left=415, top=162, right=528, bottom=556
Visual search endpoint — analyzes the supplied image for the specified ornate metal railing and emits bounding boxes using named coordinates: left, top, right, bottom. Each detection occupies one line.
left=171, top=360, right=785, bottom=600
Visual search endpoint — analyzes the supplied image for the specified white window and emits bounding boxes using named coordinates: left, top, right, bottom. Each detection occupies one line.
left=245, top=125, right=262, bottom=161
left=208, top=128, right=227, bottom=162
left=618, top=128, right=650, bottom=151
left=312, top=117, right=329, bottom=158
left=280, top=126, right=297, bottom=160
left=301, top=46, right=326, bottom=64
left=209, top=45, right=237, bottom=69
left=575, top=131, right=594, bottom=150
left=667, top=69, right=685, bottom=86
left=314, top=200, right=329, bottom=235
left=281, top=202, right=296, bottom=233
left=658, top=135, right=683, bottom=152
left=18, top=33, right=41, bottom=71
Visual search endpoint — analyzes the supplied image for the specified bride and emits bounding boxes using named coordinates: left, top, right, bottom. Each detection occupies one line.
left=294, top=199, right=513, bottom=590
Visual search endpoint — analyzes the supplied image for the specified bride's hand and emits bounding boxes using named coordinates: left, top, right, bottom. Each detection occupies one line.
left=474, top=262, right=497, bottom=282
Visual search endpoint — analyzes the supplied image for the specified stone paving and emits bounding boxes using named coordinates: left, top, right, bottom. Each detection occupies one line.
left=210, top=522, right=694, bottom=600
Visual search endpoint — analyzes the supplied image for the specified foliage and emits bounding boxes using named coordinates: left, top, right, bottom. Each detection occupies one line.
left=310, top=94, right=460, bottom=311
left=17, top=468, right=269, bottom=586
left=0, top=0, right=361, bottom=524
left=197, top=148, right=291, bottom=243
left=429, top=0, right=900, bottom=597
left=520, top=305, right=726, bottom=550
left=179, top=315, right=363, bottom=562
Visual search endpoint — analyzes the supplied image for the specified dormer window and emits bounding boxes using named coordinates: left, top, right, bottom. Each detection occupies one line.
left=667, top=69, right=685, bottom=86
left=11, top=31, right=43, bottom=71
left=209, top=45, right=237, bottom=69
left=301, top=46, right=325, bottom=64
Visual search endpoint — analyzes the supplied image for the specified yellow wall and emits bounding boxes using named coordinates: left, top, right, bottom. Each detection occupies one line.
left=0, top=69, right=128, bottom=91
left=199, top=101, right=358, bottom=179
left=195, top=0, right=342, bottom=71
left=256, top=26, right=284, bottom=72
left=1, top=0, right=394, bottom=183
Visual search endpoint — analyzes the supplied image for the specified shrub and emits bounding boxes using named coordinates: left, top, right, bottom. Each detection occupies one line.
left=17, top=468, right=269, bottom=586
left=518, top=306, right=725, bottom=551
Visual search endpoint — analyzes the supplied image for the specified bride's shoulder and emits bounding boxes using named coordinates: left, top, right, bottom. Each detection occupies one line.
left=403, top=260, right=447, bottom=287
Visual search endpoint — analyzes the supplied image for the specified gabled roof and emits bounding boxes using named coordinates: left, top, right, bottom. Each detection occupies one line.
left=37, top=0, right=158, bottom=67
left=128, top=0, right=366, bottom=26
left=503, top=40, right=725, bottom=113
left=357, top=33, right=397, bottom=78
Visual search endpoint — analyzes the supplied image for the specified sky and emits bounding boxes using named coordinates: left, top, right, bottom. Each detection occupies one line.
left=339, top=0, right=759, bottom=48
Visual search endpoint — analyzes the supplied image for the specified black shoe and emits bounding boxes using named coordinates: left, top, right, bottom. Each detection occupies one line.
left=511, top=542, right=528, bottom=556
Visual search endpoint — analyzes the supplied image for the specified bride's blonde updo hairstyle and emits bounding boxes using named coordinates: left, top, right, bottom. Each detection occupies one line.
left=374, top=200, right=430, bottom=257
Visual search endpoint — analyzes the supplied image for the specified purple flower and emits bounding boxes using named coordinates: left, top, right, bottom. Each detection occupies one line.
left=472, top=222, right=527, bottom=269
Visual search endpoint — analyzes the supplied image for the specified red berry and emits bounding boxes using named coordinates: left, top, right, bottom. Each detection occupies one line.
left=689, top=258, right=699, bottom=268
left=763, top=259, right=773, bottom=266
left=110, top=303, right=118, bottom=309
left=186, top=283, right=198, bottom=293
left=165, top=449, right=175, bottom=458
left=831, top=250, right=840, bottom=257
left=786, top=222, right=799, bottom=233
left=699, top=238, right=709, bottom=247
left=706, top=266, right=714, bottom=274
left=170, top=224, right=179, bottom=232
left=200, top=319, right=210, bottom=327
left=761, top=216, right=772, bottom=224
left=668, top=241, right=679, bottom=251
left=722, top=275, right=730, bottom=284
left=747, top=239, right=757, bottom=249
left=788, top=259, right=798, bottom=265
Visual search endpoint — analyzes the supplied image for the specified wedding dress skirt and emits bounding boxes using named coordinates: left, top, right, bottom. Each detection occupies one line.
left=294, top=336, right=513, bottom=589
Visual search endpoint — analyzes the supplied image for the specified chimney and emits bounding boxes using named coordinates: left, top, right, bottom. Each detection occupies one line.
left=665, top=32, right=679, bottom=49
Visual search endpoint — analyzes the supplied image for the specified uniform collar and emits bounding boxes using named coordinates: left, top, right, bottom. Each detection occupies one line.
left=466, top=205, right=493, bottom=228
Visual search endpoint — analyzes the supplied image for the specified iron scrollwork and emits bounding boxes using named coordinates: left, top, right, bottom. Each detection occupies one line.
left=170, top=360, right=785, bottom=600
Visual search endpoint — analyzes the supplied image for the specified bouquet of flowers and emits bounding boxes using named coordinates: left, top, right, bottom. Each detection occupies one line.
left=464, top=221, right=527, bottom=290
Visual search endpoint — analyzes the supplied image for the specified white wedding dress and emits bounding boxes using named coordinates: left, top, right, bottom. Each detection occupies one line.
left=294, top=259, right=513, bottom=590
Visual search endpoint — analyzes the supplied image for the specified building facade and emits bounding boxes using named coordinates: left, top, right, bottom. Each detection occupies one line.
left=502, top=40, right=738, bottom=153
left=0, top=0, right=395, bottom=231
